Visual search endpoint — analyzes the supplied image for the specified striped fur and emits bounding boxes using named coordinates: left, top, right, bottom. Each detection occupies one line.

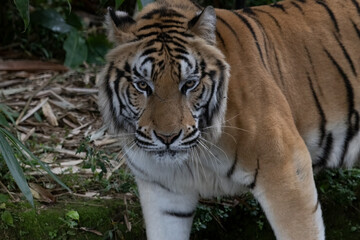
left=98, top=0, right=360, bottom=239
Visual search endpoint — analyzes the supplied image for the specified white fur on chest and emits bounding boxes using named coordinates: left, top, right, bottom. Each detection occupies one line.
left=125, top=145, right=250, bottom=197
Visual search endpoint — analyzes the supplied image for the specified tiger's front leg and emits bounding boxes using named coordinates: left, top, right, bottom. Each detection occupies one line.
left=136, top=179, right=198, bottom=240
left=251, top=139, right=325, bottom=240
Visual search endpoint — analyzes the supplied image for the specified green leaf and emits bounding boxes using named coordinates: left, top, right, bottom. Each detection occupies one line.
left=1, top=211, right=14, bottom=227
left=14, top=0, right=29, bottom=30
left=0, top=194, right=9, bottom=204
left=115, top=0, right=125, bottom=9
left=141, top=0, right=155, bottom=8
left=0, top=104, right=18, bottom=124
left=0, top=113, right=9, bottom=128
left=31, top=9, right=73, bottom=33
left=66, top=0, right=72, bottom=13
left=0, top=128, right=71, bottom=193
left=0, top=131, right=34, bottom=207
left=66, top=210, right=80, bottom=221
left=63, top=30, right=88, bottom=68
left=66, top=12, right=82, bottom=30
left=137, top=0, right=143, bottom=10
left=86, top=34, right=112, bottom=64
left=34, top=112, right=42, bottom=122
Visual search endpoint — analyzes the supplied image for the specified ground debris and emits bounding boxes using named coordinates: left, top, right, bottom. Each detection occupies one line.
left=0, top=68, right=126, bottom=195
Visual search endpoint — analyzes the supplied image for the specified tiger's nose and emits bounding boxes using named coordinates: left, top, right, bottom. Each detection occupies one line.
left=154, top=130, right=182, bottom=145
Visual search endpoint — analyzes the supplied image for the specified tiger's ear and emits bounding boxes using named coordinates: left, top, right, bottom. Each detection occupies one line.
left=106, top=7, right=136, bottom=44
left=188, top=6, right=216, bottom=45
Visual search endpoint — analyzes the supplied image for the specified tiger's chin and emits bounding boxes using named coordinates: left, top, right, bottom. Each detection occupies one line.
left=152, top=150, right=189, bottom=165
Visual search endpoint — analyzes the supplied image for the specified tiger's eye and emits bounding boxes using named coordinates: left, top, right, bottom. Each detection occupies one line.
left=137, top=81, right=148, bottom=90
left=185, top=80, right=196, bottom=88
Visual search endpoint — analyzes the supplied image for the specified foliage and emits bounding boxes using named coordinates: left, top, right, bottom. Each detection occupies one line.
left=193, top=202, right=231, bottom=232
left=7, top=0, right=276, bottom=69
left=316, top=168, right=360, bottom=205
left=0, top=105, right=70, bottom=208
left=77, top=137, right=110, bottom=180
left=8, top=0, right=151, bottom=69
left=14, top=0, right=30, bottom=30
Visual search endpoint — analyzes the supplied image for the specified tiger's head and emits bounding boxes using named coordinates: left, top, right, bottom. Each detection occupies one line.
left=99, top=0, right=229, bottom=164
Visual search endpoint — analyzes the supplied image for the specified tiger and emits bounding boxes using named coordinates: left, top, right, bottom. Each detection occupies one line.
left=98, top=0, right=360, bottom=239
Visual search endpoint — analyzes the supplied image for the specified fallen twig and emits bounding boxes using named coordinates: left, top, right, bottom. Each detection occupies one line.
left=16, top=74, right=59, bottom=125
left=18, top=98, right=49, bottom=124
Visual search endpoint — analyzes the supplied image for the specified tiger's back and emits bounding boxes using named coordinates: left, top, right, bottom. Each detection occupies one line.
left=215, top=0, right=360, bottom=170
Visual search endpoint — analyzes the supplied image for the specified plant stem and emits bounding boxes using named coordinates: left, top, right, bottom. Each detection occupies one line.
left=0, top=180, right=16, bottom=201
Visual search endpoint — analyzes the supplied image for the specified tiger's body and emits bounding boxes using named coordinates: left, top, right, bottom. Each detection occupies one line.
left=98, top=0, right=360, bottom=239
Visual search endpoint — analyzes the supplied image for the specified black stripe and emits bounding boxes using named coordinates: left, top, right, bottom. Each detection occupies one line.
left=141, top=8, right=185, bottom=19
left=135, top=138, right=157, bottom=147
left=166, top=30, right=194, bottom=38
left=216, top=30, right=226, bottom=51
left=232, top=11, right=266, bottom=68
left=141, top=57, right=155, bottom=66
left=114, top=69, right=126, bottom=114
left=351, top=20, right=360, bottom=39
left=243, top=7, right=255, bottom=15
left=188, top=11, right=202, bottom=29
left=174, top=55, right=192, bottom=67
left=351, top=0, right=360, bottom=15
left=205, top=70, right=218, bottom=125
left=124, top=62, right=131, bottom=73
left=324, top=49, right=359, bottom=166
left=296, top=0, right=306, bottom=3
left=181, top=138, right=198, bottom=147
left=133, top=67, right=142, bottom=78
left=249, top=158, right=260, bottom=189
left=304, top=45, right=324, bottom=96
left=316, top=0, right=339, bottom=32
left=183, top=129, right=199, bottom=140
left=274, top=48, right=285, bottom=87
left=253, top=9, right=282, bottom=31
left=242, top=10, right=271, bottom=67
left=270, top=3, right=287, bottom=13
left=195, top=85, right=206, bottom=109
left=212, top=60, right=227, bottom=120
left=217, top=15, right=243, bottom=47
left=126, top=86, right=139, bottom=116
left=171, top=36, right=188, bottom=44
left=164, top=210, right=195, bottom=218
left=138, top=23, right=185, bottom=32
left=227, top=151, right=237, bottom=178
left=136, top=31, right=159, bottom=40
left=308, top=74, right=326, bottom=146
left=141, top=48, right=158, bottom=57
left=313, top=133, right=333, bottom=168
left=105, top=63, right=118, bottom=127
left=173, top=47, right=188, bottom=55
left=200, top=70, right=217, bottom=126
left=168, top=39, right=186, bottom=50
left=290, top=1, right=304, bottom=14
left=136, top=130, right=152, bottom=140
left=160, top=19, right=184, bottom=25
left=334, top=34, right=357, bottom=76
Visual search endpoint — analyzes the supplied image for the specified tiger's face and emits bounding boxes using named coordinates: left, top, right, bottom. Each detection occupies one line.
left=99, top=5, right=229, bottom=164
